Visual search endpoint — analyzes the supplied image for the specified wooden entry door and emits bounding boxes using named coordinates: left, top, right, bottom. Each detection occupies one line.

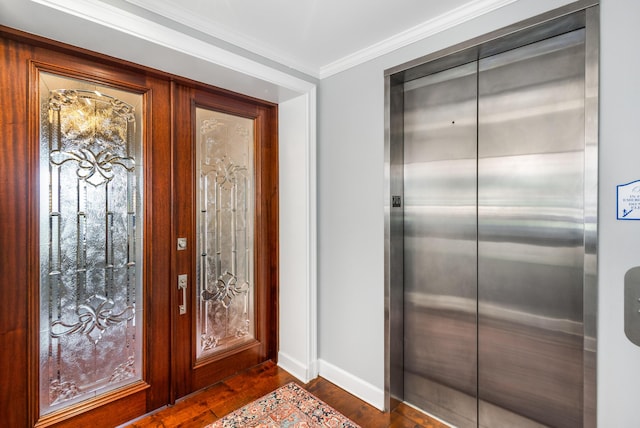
left=1, top=27, right=277, bottom=427
left=171, top=83, right=278, bottom=399
left=1, top=40, right=173, bottom=428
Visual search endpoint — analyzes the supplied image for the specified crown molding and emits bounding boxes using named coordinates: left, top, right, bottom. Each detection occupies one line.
left=126, top=0, right=518, bottom=80
left=124, top=0, right=321, bottom=79
left=320, top=0, right=517, bottom=78
left=29, top=0, right=316, bottom=94
left=31, top=0, right=518, bottom=81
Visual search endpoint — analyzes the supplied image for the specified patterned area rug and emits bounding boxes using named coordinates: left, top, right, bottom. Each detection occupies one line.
left=206, top=382, right=361, bottom=427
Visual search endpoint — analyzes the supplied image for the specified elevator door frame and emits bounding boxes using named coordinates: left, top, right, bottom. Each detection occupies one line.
left=384, top=1, right=599, bottom=426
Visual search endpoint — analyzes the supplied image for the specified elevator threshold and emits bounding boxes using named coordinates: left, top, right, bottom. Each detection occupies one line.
left=400, top=399, right=454, bottom=428
left=404, top=370, right=554, bottom=428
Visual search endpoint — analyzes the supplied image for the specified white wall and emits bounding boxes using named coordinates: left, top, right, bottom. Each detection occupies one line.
left=278, top=92, right=318, bottom=382
left=597, top=0, right=640, bottom=425
left=317, top=65, right=387, bottom=408
left=318, top=1, right=640, bottom=424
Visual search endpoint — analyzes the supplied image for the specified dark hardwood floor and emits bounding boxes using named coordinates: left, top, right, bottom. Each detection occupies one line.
left=123, top=361, right=448, bottom=427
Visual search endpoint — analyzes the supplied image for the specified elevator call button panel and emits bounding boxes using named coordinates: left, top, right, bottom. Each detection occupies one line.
left=625, top=266, right=640, bottom=347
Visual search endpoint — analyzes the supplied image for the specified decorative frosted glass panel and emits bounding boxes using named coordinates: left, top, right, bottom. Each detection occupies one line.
left=196, top=107, right=255, bottom=360
left=39, top=72, right=143, bottom=414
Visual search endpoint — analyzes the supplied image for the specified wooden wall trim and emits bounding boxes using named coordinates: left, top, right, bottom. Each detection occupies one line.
left=1, top=33, right=32, bottom=428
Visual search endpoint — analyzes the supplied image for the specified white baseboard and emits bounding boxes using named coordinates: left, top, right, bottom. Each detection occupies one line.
left=278, top=351, right=318, bottom=383
left=318, top=359, right=385, bottom=411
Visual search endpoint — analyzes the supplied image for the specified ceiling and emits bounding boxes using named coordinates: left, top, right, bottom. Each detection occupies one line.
left=0, top=0, right=521, bottom=95
left=122, top=0, right=517, bottom=78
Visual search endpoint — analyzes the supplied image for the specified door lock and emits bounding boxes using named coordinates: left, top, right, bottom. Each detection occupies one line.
left=177, top=237, right=187, bottom=250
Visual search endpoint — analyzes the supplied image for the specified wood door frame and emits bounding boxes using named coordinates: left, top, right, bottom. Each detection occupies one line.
left=171, top=82, right=279, bottom=400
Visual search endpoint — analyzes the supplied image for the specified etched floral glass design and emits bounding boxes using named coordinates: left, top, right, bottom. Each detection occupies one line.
left=39, top=72, right=143, bottom=414
left=196, top=107, right=255, bottom=360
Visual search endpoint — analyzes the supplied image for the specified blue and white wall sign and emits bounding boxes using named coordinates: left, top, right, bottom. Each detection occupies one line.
left=617, top=180, right=640, bottom=220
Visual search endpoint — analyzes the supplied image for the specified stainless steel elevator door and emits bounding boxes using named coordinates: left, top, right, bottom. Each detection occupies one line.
left=403, top=61, right=478, bottom=428
left=477, top=29, right=586, bottom=428
left=402, top=28, right=587, bottom=428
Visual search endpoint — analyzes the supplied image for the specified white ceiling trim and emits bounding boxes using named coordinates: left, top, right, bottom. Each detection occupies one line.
left=124, top=0, right=320, bottom=78
left=319, top=0, right=518, bottom=79
left=30, top=0, right=316, bottom=94
left=29, top=0, right=518, bottom=81
left=125, top=0, right=518, bottom=79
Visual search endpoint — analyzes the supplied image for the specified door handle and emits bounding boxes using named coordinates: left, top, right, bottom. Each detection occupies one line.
left=178, top=274, right=188, bottom=315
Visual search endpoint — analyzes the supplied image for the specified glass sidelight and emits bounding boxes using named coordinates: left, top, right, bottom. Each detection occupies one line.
left=38, top=72, right=143, bottom=414
left=195, top=107, right=255, bottom=360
